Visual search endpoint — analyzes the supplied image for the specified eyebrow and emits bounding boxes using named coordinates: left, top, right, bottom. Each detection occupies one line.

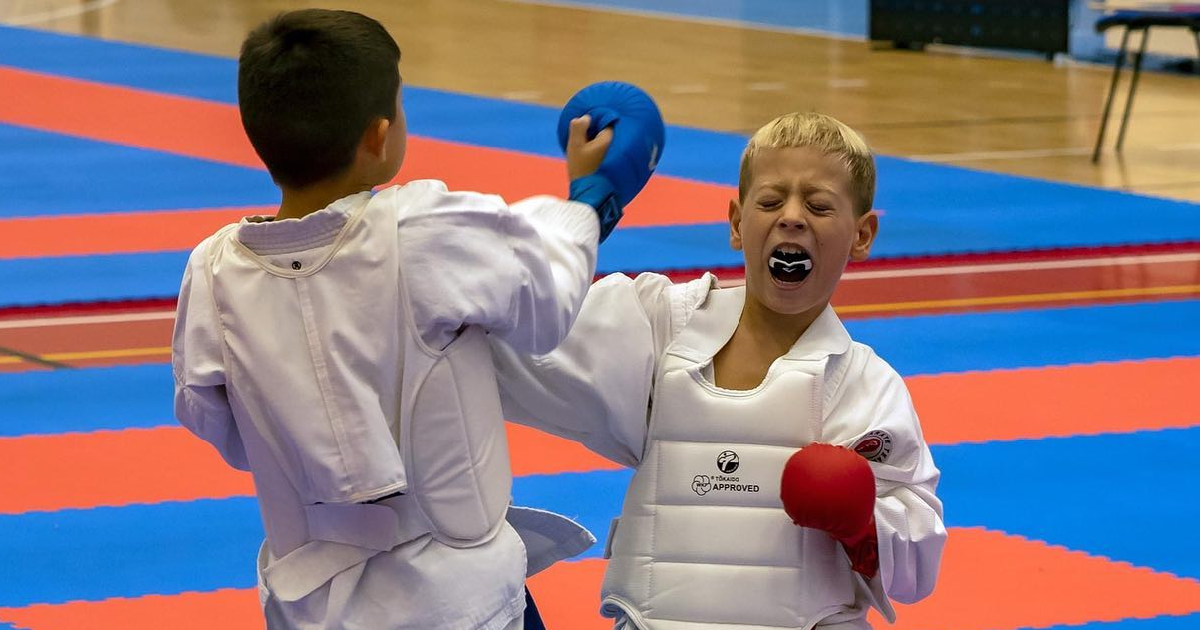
left=753, top=182, right=788, bottom=194
left=753, top=182, right=839, bottom=196
left=802, top=184, right=837, bottom=196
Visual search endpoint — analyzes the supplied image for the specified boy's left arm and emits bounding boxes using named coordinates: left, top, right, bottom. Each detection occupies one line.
left=820, top=351, right=946, bottom=612
left=171, top=242, right=249, bottom=471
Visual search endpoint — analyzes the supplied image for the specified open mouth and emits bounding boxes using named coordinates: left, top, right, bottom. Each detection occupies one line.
left=768, top=247, right=812, bottom=284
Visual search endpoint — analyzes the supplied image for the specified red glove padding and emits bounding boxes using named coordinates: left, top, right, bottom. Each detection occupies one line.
left=781, top=443, right=879, bottom=577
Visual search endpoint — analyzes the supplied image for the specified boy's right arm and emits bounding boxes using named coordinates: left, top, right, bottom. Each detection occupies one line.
left=397, top=182, right=600, bottom=353
left=172, top=241, right=249, bottom=471
left=489, top=272, right=697, bottom=467
left=399, top=116, right=617, bottom=353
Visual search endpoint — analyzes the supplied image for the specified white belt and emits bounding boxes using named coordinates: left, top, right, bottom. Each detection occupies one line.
left=261, top=494, right=435, bottom=602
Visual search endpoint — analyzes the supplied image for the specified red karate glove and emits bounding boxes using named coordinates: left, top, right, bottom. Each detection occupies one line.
left=780, top=443, right=879, bottom=577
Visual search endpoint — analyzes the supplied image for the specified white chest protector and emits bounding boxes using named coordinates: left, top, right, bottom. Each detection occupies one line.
left=601, top=287, right=865, bottom=630
left=202, top=195, right=514, bottom=602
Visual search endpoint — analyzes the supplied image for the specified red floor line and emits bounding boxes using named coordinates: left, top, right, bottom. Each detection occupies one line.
left=910, top=356, right=1200, bottom=444
left=2, top=356, right=1197, bottom=515
left=0, top=424, right=621, bottom=515
left=0, top=207, right=271, bottom=260
left=0, top=65, right=261, bottom=168
left=2, top=528, right=1199, bottom=630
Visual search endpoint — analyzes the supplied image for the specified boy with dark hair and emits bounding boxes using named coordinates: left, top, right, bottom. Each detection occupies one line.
left=173, top=9, right=622, bottom=630
left=237, top=8, right=404, bottom=193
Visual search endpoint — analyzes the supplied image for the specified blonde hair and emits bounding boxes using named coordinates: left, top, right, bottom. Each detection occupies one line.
left=738, top=112, right=875, bottom=216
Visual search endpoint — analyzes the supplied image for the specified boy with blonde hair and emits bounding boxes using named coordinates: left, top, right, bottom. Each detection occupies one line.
left=491, top=112, right=946, bottom=629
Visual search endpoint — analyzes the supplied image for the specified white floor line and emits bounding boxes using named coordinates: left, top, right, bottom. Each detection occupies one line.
left=3, top=0, right=120, bottom=26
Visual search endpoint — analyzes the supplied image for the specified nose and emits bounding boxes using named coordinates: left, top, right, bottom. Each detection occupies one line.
left=776, top=199, right=808, bottom=230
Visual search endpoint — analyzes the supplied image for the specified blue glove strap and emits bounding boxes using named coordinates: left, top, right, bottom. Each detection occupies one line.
left=569, top=173, right=622, bottom=243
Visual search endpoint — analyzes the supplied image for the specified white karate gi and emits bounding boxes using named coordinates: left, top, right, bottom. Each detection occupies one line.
left=173, top=180, right=600, bottom=630
left=490, top=272, right=946, bottom=630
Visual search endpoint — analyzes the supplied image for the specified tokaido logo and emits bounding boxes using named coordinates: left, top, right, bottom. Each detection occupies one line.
left=691, top=450, right=759, bottom=496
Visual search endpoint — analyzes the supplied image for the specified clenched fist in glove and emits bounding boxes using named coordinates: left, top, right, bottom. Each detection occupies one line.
left=780, top=443, right=879, bottom=577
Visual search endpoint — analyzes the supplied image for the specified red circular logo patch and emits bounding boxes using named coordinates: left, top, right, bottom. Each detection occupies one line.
left=852, top=430, right=893, bottom=463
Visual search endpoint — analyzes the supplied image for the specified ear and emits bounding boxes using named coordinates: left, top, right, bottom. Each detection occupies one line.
left=849, top=210, right=879, bottom=262
left=728, top=198, right=743, bottom=251
left=360, top=117, right=390, bottom=159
